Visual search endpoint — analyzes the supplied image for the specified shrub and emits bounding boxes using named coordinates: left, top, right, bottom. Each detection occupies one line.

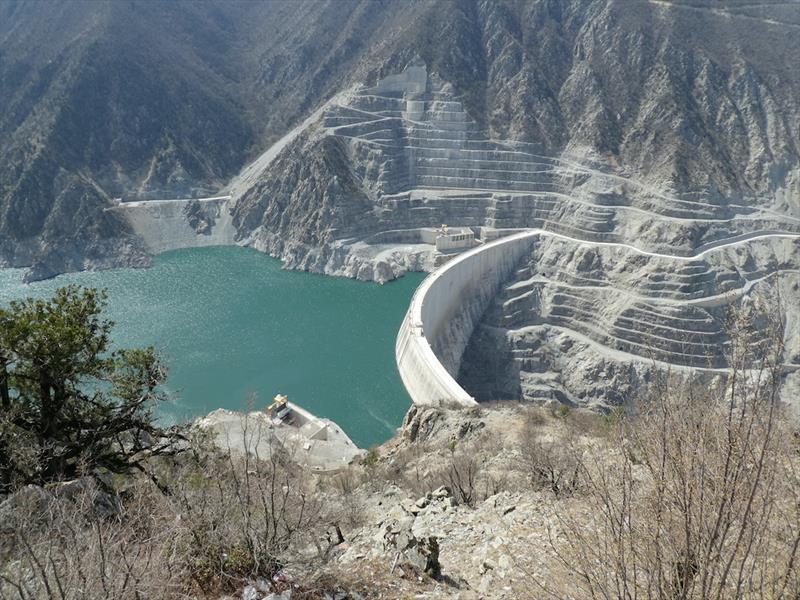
left=548, top=299, right=800, bottom=598
left=0, top=286, right=182, bottom=493
left=362, top=446, right=380, bottom=467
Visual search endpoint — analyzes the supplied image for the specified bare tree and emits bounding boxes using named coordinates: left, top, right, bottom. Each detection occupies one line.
left=0, top=478, right=186, bottom=599
left=174, top=412, right=324, bottom=594
left=547, top=293, right=800, bottom=599
left=0, top=412, right=327, bottom=599
left=445, top=449, right=480, bottom=507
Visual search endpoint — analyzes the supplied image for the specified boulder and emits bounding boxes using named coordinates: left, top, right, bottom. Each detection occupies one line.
left=383, top=521, right=442, bottom=580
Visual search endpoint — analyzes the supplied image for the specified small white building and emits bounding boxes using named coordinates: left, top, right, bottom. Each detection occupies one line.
left=434, top=224, right=475, bottom=252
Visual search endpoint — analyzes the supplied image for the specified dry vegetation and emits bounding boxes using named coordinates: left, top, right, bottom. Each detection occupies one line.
left=2, top=296, right=799, bottom=599
left=0, top=435, right=336, bottom=599
left=541, top=305, right=800, bottom=600
left=4, top=372, right=800, bottom=599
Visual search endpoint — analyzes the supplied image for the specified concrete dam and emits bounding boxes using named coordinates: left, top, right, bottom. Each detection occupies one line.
left=350, top=67, right=800, bottom=407
left=113, top=64, right=800, bottom=409
left=396, top=229, right=800, bottom=408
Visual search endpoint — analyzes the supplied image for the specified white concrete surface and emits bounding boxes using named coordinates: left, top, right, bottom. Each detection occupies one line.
left=396, top=231, right=540, bottom=407
left=196, top=407, right=363, bottom=472
left=367, top=64, right=427, bottom=95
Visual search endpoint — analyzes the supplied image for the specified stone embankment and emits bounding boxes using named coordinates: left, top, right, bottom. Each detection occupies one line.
left=108, top=195, right=236, bottom=254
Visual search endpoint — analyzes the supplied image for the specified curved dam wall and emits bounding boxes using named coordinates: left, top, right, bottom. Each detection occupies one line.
left=396, top=230, right=539, bottom=407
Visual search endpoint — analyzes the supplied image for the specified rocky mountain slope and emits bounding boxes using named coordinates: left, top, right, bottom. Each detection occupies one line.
left=2, top=0, right=799, bottom=280
left=1, top=1, right=249, bottom=277
left=0, top=0, right=407, bottom=279
left=231, top=0, right=800, bottom=271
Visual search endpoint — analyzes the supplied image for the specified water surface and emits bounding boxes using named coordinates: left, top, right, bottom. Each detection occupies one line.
left=0, top=247, right=424, bottom=447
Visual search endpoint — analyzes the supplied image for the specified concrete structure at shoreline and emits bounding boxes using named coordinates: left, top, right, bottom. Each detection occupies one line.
left=108, top=196, right=236, bottom=254
left=196, top=402, right=363, bottom=471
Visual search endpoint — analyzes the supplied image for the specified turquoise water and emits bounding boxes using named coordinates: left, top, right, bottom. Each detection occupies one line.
left=0, top=247, right=424, bottom=448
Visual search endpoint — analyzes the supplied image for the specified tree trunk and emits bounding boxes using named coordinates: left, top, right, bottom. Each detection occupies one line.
left=0, top=356, right=14, bottom=491
left=0, top=356, right=9, bottom=410
left=38, top=376, right=61, bottom=481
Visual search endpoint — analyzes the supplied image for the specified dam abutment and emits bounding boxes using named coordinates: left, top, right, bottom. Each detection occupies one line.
left=396, top=231, right=540, bottom=407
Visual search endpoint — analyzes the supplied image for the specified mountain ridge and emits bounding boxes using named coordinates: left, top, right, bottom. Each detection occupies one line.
left=1, top=0, right=799, bottom=280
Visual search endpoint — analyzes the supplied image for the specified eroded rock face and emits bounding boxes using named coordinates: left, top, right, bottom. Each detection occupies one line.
left=402, top=406, right=444, bottom=444
left=183, top=200, right=215, bottom=235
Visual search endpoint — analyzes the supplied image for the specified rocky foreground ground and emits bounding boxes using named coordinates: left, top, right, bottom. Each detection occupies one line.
left=0, top=402, right=600, bottom=599
left=3, top=390, right=798, bottom=599
left=320, top=406, right=575, bottom=599
left=229, top=403, right=610, bottom=599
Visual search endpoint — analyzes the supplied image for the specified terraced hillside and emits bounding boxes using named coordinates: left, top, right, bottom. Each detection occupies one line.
left=226, top=64, right=800, bottom=406
left=231, top=65, right=800, bottom=283
left=456, top=234, right=800, bottom=406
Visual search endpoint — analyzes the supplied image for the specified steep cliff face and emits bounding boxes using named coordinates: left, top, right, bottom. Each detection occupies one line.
left=235, top=133, right=375, bottom=247
left=455, top=234, right=800, bottom=407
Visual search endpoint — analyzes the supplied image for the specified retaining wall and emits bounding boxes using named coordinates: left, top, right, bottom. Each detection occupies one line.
left=110, top=197, right=236, bottom=254
left=395, top=230, right=540, bottom=406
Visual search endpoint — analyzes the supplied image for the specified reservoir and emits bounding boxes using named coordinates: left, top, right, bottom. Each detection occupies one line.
left=0, top=247, right=424, bottom=448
